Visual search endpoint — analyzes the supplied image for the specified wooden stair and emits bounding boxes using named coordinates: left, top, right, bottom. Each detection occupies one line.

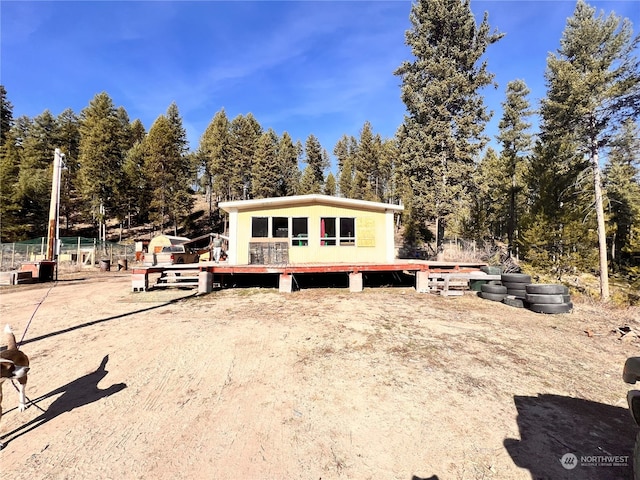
left=154, top=269, right=200, bottom=289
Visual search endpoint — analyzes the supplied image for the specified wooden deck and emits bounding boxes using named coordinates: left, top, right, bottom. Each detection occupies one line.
left=131, top=260, right=497, bottom=294
left=210, top=259, right=483, bottom=273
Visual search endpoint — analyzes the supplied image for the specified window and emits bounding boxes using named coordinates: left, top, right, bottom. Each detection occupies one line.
left=339, top=218, right=355, bottom=245
left=292, top=217, right=308, bottom=246
left=251, top=217, right=268, bottom=237
left=320, top=217, right=336, bottom=246
left=272, top=217, right=289, bottom=238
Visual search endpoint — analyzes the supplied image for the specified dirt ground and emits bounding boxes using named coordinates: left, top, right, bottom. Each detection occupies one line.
left=0, top=270, right=638, bottom=480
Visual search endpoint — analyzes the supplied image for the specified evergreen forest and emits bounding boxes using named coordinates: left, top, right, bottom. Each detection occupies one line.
left=1, top=0, right=638, bottom=299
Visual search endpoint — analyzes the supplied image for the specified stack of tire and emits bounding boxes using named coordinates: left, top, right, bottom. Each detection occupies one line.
left=501, top=273, right=531, bottom=298
left=477, top=272, right=573, bottom=314
left=478, top=283, right=508, bottom=302
left=499, top=273, right=531, bottom=308
left=525, top=284, right=573, bottom=314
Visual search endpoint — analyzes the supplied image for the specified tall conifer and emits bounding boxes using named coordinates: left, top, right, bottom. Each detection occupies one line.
left=251, top=129, right=280, bottom=199
left=144, top=107, right=193, bottom=235
left=78, top=92, right=128, bottom=241
left=604, top=119, right=640, bottom=275
left=228, top=114, right=262, bottom=199
left=18, top=110, right=59, bottom=235
left=56, top=109, right=81, bottom=231
left=335, top=134, right=357, bottom=198
left=199, top=109, right=231, bottom=202
left=276, top=132, right=301, bottom=197
left=0, top=90, right=20, bottom=240
left=539, top=0, right=640, bottom=300
left=496, top=79, right=533, bottom=257
left=299, top=134, right=327, bottom=194
left=395, top=0, right=502, bottom=256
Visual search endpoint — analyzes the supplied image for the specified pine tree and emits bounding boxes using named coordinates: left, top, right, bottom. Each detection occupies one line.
left=277, top=132, right=301, bottom=196
left=378, top=138, right=397, bottom=203
left=144, top=116, right=171, bottom=230
left=324, top=172, right=337, bottom=196
left=228, top=114, right=262, bottom=200
left=130, top=119, right=146, bottom=144
left=122, top=139, right=149, bottom=227
left=541, top=0, right=640, bottom=300
left=522, top=129, right=603, bottom=278
left=144, top=109, right=193, bottom=235
left=0, top=90, right=19, bottom=240
left=335, top=134, right=357, bottom=198
left=465, top=147, right=509, bottom=243
left=622, top=224, right=640, bottom=284
left=56, top=109, right=81, bottom=231
left=121, top=118, right=149, bottom=228
left=251, top=129, right=280, bottom=198
left=352, top=122, right=380, bottom=201
left=120, top=118, right=148, bottom=228
left=496, top=79, right=533, bottom=257
left=166, top=102, right=189, bottom=156
left=17, top=110, right=59, bottom=235
left=299, top=134, right=327, bottom=195
left=164, top=103, right=193, bottom=233
left=604, top=119, right=640, bottom=274
left=0, top=85, right=13, bottom=146
left=199, top=108, right=231, bottom=206
left=0, top=132, right=21, bottom=241
left=298, top=165, right=321, bottom=195
left=394, top=0, right=502, bottom=256
left=78, top=92, right=128, bottom=241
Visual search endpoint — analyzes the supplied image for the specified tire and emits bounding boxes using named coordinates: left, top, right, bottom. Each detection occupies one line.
left=525, top=284, right=569, bottom=295
left=507, top=289, right=527, bottom=299
left=503, top=281, right=532, bottom=289
left=501, top=273, right=532, bottom=284
left=528, top=302, right=573, bottom=314
left=479, top=292, right=507, bottom=302
left=481, top=284, right=507, bottom=294
left=525, top=293, right=571, bottom=304
left=502, top=297, right=525, bottom=308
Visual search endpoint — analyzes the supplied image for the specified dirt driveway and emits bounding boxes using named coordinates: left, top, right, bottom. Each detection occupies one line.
left=0, top=271, right=638, bottom=479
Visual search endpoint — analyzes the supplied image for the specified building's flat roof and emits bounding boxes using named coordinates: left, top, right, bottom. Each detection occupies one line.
left=219, top=194, right=404, bottom=213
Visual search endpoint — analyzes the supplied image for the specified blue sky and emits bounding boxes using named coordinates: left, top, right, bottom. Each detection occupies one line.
left=1, top=1, right=639, bottom=170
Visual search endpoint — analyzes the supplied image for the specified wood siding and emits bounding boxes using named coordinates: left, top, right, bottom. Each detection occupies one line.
left=231, top=204, right=394, bottom=265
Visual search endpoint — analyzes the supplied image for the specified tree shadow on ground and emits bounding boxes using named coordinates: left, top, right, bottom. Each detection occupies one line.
left=19, top=292, right=195, bottom=348
left=1, top=355, right=126, bottom=447
left=504, top=393, right=635, bottom=480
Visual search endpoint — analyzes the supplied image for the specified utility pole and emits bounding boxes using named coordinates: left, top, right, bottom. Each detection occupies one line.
left=46, top=148, right=65, bottom=261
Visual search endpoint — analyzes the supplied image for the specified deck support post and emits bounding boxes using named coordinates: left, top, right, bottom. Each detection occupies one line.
left=279, top=273, right=293, bottom=293
left=132, top=273, right=148, bottom=292
left=349, top=272, right=363, bottom=292
left=415, top=271, right=430, bottom=293
left=198, top=271, right=213, bottom=294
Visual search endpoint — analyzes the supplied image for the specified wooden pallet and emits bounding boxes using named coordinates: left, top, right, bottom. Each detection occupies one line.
left=428, top=273, right=501, bottom=296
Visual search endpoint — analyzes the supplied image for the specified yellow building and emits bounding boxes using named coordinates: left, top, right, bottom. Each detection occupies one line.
left=219, top=194, right=404, bottom=266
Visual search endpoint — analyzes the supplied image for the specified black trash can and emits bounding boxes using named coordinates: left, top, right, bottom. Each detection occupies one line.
left=99, top=259, right=111, bottom=272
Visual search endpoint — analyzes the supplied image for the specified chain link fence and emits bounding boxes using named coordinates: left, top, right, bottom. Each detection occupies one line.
left=0, top=237, right=136, bottom=272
